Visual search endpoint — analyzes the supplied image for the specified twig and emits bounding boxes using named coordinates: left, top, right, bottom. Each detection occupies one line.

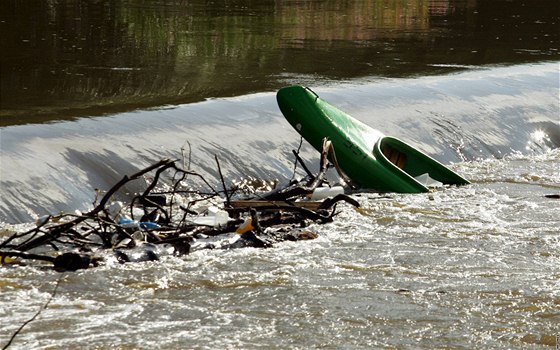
left=324, top=139, right=355, bottom=188
left=215, top=155, right=231, bottom=205
left=290, top=136, right=304, bottom=181
left=292, top=149, right=314, bottom=180
left=2, top=274, right=63, bottom=350
left=0, top=215, right=51, bottom=249
left=181, top=139, right=192, bottom=172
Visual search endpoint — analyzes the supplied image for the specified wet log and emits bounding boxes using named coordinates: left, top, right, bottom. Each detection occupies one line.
left=0, top=250, right=55, bottom=264
left=229, top=200, right=323, bottom=211
left=227, top=202, right=332, bottom=223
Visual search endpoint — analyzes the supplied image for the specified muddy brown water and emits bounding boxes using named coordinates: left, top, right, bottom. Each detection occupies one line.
left=0, top=1, right=559, bottom=349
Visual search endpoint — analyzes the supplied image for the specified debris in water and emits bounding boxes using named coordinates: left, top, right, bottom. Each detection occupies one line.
left=0, top=140, right=358, bottom=271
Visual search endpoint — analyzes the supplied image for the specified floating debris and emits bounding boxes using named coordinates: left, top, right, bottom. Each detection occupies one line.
left=0, top=141, right=359, bottom=271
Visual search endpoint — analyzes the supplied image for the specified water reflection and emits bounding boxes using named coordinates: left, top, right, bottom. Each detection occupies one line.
left=0, top=0, right=558, bottom=124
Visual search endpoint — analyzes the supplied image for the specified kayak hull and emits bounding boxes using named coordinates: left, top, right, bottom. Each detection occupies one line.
left=276, top=85, right=470, bottom=193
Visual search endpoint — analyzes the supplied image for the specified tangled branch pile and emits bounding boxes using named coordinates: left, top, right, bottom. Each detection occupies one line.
left=0, top=141, right=358, bottom=271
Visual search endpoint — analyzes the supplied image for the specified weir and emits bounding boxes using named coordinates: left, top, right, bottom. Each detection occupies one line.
left=0, top=62, right=558, bottom=223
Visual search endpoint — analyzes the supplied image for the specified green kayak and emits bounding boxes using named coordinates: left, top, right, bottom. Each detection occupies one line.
left=276, top=85, right=470, bottom=193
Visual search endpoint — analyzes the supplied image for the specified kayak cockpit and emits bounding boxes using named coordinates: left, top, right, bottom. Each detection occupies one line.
left=381, top=142, right=407, bottom=170
left=374, top=136, right=470, bottom=188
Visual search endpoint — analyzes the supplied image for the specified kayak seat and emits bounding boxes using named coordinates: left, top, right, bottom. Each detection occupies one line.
left=381, top=144, right=406, bottom=169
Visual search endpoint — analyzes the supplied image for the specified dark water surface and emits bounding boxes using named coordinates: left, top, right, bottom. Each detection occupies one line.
left=0, top=1, right=559, bottom=349
left=1, top=0, right=558, bottom=124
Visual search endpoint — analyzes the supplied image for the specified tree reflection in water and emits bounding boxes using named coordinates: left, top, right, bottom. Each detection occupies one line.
left=0, top=0, right=558, bottom=124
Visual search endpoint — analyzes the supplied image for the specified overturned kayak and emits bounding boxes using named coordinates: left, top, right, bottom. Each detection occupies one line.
left=276, top=85, right=470, bottom=193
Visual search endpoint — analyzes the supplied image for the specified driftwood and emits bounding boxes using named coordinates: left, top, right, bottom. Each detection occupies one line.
left=0, top=138, right=358, bottom=271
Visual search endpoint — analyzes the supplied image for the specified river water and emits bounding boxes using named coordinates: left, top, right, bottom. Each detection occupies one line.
left=1, top=0, right=559, bottom=349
